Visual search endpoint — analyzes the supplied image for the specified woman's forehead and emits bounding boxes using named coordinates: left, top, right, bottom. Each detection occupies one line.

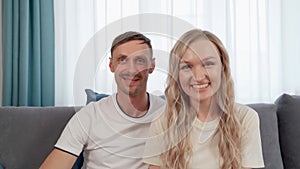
left=181, top=40, right=220, bottom=61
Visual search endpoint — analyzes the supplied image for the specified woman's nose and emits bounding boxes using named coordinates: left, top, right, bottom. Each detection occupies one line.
left=193, top=65, right=207, bottom=81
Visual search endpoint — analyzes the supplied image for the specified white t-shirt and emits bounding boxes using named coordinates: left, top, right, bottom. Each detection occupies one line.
left=143, top=103, right=265, bottom=169
left=55, top=93, right=165, bottom=169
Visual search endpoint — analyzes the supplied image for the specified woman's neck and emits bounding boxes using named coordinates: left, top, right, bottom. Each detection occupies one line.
left=191, top=98, right=220, bottom=122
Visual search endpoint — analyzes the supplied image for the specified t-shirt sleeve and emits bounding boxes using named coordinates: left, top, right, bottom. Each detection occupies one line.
left=55, top=105, right=92, bottom=156
left=240, top=106, right=265, bottom=168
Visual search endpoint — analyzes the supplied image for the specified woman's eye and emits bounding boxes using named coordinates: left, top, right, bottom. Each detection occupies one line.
left=203, top=61, right=215, bottom=67
left=180, top=64, right=191, bottom=70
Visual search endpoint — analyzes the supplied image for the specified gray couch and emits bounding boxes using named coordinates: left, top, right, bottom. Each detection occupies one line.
left=0, top=94, right=299, bottom=169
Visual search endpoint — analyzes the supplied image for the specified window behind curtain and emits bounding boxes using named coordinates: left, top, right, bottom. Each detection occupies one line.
left=54, top=0, right=300, bottom=106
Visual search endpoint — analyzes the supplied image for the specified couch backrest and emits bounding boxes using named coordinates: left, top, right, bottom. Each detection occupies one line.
left=0, top=100, right=294, bottom=169
left=0, top=106, right=78, bottom=169
left=248, top=103, right=283, bottom=169
left=275, top=94, right=300, bottom=169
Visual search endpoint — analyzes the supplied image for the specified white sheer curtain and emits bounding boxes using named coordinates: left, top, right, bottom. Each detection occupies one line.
left=54, top=0, right=105, bottom=106
left=54, top=0, right=300, bottom=106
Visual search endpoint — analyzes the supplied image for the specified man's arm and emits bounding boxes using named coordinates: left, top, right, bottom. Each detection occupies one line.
left=39, top=148, right=77, bottom=169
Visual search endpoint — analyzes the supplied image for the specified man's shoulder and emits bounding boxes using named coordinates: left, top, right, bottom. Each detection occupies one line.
left=76, top=94, right=115, bottom=117
left=149, top=93, right=165, bottom=103
left=86, top=94, right=115, bottom=110
left=149, top=94, right=165, bottom=109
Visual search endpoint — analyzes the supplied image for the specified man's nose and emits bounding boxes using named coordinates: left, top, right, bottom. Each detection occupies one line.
left=127, top=60, right=139, bottom=74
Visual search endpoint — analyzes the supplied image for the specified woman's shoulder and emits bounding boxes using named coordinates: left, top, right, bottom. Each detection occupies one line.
left=233, top=103, right=260, bottom=124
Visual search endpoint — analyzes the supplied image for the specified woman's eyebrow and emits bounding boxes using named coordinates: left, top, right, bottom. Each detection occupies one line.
left=180, top=56, right=216, bottom=64
left=179, top=60, right=190, bottom=64
left=202, top=56, right=217, bottom=61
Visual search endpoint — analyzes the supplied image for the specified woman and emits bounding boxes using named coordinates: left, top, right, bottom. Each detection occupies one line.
left=143, top=29, right=264, bottom=169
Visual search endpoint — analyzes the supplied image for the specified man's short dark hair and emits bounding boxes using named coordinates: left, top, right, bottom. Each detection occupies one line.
left=110, top=31, right=153, bottom=57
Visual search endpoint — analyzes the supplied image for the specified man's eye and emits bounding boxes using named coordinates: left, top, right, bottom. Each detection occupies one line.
left=136, top=58, right=146, bottom=64
left=119, top=57, right=127, bottom=64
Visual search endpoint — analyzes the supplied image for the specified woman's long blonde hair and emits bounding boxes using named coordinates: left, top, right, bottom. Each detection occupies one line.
left=161, top=29, right=241, bottom=169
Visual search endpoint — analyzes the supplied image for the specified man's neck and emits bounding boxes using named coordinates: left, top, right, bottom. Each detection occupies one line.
left=116, top=92, right=149, bottom=118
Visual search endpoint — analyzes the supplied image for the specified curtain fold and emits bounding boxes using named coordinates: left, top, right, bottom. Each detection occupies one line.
left=2, top=0, right=54, bottom=106
left=0, top=0, right=3, bottom=106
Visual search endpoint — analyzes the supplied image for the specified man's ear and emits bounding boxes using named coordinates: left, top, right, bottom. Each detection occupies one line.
left=109, top=57, right=115, bottom=72
left=149, top=58, right=155, bottom=73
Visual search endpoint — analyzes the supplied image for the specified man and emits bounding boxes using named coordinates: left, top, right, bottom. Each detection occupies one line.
left=40, top=31, right=165, bottom=169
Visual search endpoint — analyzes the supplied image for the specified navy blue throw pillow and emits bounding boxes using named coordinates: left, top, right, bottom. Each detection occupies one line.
left=72, top=152, right=84, bottom=169
left=85, top=89, right=109, bottom=104
left=72, top=89, right=110, bottom=169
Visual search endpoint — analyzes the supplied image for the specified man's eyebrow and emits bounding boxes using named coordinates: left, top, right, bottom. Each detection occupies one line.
left=135, top=54, right=148, bottom=58
left=115, top=54, right=128, bottom=58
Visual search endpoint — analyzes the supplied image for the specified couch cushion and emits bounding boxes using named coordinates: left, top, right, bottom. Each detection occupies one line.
left=0, top=106, right=77, bottom=169
left=275, top=94, right=300, bottom=169
left=248, top=103, right=283, bottom=169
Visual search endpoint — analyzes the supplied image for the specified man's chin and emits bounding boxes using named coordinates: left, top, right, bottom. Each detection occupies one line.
left=126, top=87, right=145, bottom=96
left=127, top=89, right=141, bottom=96
left=117, top=82, right=146, bottom=96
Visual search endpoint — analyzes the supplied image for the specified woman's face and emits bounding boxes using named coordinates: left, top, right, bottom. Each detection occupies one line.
left=179, top=39, right=222, bottom=107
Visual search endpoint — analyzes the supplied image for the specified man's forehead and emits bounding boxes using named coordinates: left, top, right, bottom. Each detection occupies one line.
left=114, top=53, right=150, bottom=59
left=112, top=42, right=151, bottom=57
left=115, top=40, right=149, bottom=49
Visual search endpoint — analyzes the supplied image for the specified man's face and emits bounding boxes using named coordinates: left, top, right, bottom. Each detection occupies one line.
left=109, top=40, right=155, bottom=96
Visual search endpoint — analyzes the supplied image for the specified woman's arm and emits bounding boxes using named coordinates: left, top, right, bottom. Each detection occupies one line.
left=149, top=165, right=161, bottom=169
